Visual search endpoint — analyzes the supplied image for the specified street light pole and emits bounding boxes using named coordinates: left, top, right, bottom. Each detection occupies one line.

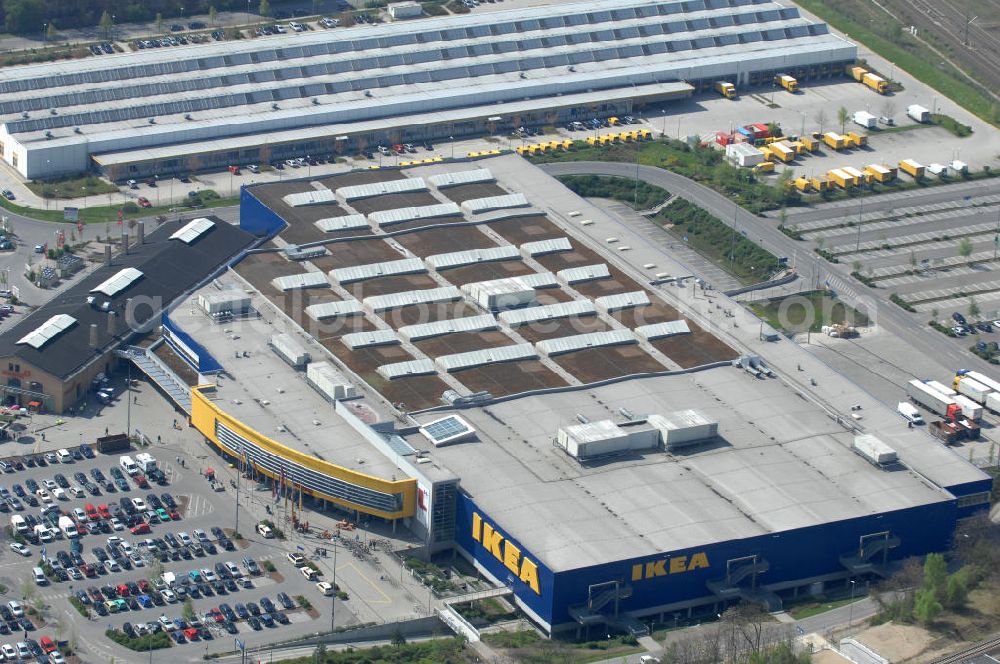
left=855, top=183, right=865, bottom=253
left=330, top=542, right=338, bottom=632
left=848, top=579, right=856, bottom=629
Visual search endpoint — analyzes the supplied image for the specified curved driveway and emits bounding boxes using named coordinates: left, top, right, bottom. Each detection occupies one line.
left=538, top=160, right=992, bottom=374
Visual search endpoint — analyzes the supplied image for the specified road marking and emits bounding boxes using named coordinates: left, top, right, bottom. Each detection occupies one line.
left=338, top=561, right=392, bottom=605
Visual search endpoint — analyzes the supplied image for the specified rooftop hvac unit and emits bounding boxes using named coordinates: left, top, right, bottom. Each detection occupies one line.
left=647, top=411, right=718, bottom=450
left=557, top=420, right=658, bottom=460
left=268, top=333, right=310, bottom=369
left=306, top=362, right=357, bottom=401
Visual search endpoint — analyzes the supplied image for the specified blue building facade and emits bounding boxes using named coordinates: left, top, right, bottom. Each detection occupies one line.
left=455, top=490, right=966, bottom=633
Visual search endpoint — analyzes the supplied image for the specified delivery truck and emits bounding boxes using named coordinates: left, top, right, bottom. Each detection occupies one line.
left=853, top=434, right=897, bottom=467
left=136, top=453, right=157, bottom=474
left=896, top=402, right=924, bottom=424
left=906, top=379, right=957, bottom=417
left=823, top=132, right=847, bottom=150
left=907, top=105, right=931, bottom=123
left=955, top=370, right=1000, bottom=393
left=715, top=81, right=736, bottom=99
left=853, top=111, right=877, bottom=129
left=775, top=74, right=799, bottom=92
left=953, top=394, right=983, bottom=421
left=864, top=164, right=896, bottom=183
left=58, top=515, right=78, bottom=538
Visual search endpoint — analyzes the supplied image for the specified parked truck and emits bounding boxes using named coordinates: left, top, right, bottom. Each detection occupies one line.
left=775, top=74, right=799, bottom=92
left=896, top=402, right=924, bottom=424
left=953, top=376, right=992, bottom=404
left=955, top=369, right=1000, bottom=393
left=135, top=453, right=157, bottom=474
left=864, top=164, right=896, bottom=183
left=715, top=81, right=736, bottom=99
left=907, top=105, right=931, bottom=123
left=853, top=111, right=878, bottom=129
left=822, top=132, right=847, bottom=150
left=863, top=72, right=888, bottom=94
left=853, top=434, right=897, bottom=466
left=906, top=379, right=957, bottom=417
left=953, top=394, right=983, bottom=421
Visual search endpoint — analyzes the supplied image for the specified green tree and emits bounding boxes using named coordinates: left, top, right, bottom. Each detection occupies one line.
left=814, top=108, right=827, bottom=134
left=969, top=296, right=981, bottom=320
left=390, top=627, right=406, bottom=646
left=945, top=570, right=969, bottom=609
left=259, top=0, right=271, bottom=18
left=766, top=121, right=781, bottom=137
left=209, top=6, right=218, bottom=25
left=913, top=588, right=942, bottom=624
left=155, top=12, right=164, bottom=33
left=313, top=643, right=326, bottom=663
left=98, top=10, right=113, bottom=40
left=837, top=106, right=849, bottom=134
left=958, top=237, right=974, bottom=258
left=45, top=21, right=56, bottom=41
left=4, top=0, right=45, bottom=35
left=922, top=552, right=948, bottom=602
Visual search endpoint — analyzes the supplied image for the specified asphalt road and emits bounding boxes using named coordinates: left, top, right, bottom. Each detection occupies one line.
left=538, top=161, right=995, bottom=379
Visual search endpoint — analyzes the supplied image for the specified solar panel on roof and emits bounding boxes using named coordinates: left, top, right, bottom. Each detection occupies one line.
left=419, top=414, right=476, bottom=446
left=17, top=314, right=77, bottom=349
left=169, top=217, right=214, bottom=244
left=90, top=267, right=144, bottom=298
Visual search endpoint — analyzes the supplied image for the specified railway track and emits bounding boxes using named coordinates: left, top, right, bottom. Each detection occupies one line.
left=929, top=633, right=1000, bottom=664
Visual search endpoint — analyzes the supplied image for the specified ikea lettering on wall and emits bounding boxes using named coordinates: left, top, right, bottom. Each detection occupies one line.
left=471, top=513, right=540, bottom=594
left=631, top=552, right=709, bottom=581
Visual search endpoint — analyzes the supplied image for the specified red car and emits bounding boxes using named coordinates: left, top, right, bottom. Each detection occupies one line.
left=134, top=475, right=149, bottom=489
left=39, top=636, right=56, bottom=653
left=130, top=523, right=150, bottom=535
left=137, top=196, right=152, bottom=208
left=169, top=510, right=181, bottom=521
left=183, top=627, right=200, bottom=641
left=137, top=580, right=150, bottom=593
left=98, top=504, right=111, bottom=519
left=116, top=583, right=130, bottom=597
left=208, top=608, right=224, bottom=623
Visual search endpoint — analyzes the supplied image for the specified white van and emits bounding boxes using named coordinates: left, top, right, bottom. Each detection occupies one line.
left=119, top=455, right=139, bottom=476
left=10, top=514, right=26, bottom=534
left=897, top=402, right=924, bottom=425
left=256, top=523, right=274, bottom=539
left=56, top=449, right=72, bottom=463
left=32, top=567, right=46, bottom=585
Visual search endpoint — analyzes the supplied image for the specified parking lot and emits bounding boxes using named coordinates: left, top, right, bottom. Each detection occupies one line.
left=0, top=374, right=450, bottom=663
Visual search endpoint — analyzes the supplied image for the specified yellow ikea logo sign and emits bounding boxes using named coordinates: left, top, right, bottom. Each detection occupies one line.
left=631, top=553, right=709, bottom=581
left=471, top=513, right=541, bottom=595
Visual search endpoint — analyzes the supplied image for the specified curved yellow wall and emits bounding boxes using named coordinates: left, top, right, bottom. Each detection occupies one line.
left=190, top=386, right=415, bottom=520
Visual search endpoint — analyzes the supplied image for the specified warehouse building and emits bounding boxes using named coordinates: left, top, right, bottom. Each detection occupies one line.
left=0, top=217, right=255, bottom=413
left=0, top=0, right=855, bottom=180
left=126, top=164, right=987, bottom=639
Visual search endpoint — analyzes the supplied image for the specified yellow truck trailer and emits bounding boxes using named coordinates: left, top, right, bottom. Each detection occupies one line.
left=827, top=168, right=855, bottom=189
left=864, top=164, right=896, bottom=183
left=845, top=131, right=868, bottom=148
left=755, top=161, right=775, bottom=173
left=842, top=166, right=870, bottom=185
left=769, top=141, right=795, bottom=162
left=794, top=177, right=812, bottom=192
left=849, top=66, right=868, bottom=81
left=715, top=81, right=736, bottom=99
left=637, top=128, right=652, bottom=140
left=862, top=72, right=887, bottom=94
left=799, top=135, right=819, bottom=152
left=776, top=74, right=799, bottom=92
left=823, top=132, right=847, bottom=150
left=899, top=159, right=925, bottom=178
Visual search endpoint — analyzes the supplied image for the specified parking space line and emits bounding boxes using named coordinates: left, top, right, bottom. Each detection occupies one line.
left=338, top=561, right=392, bottom=605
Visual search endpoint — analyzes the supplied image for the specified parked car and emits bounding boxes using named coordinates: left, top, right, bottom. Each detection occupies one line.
left=137, top=197, right=152, bottom=208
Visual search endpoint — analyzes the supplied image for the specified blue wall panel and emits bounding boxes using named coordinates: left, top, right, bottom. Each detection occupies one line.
left=455, top=492, right=557, bottom=626
left=239, top=186, right=286, bottom=237
left=161, top=313, right=223, bottom=374
left=458, top=491, right=960, bottom=631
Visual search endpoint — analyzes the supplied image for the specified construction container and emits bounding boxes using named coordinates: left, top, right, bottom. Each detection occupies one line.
left=899, top=159, right=925, bottom=178
left=809, top=176, right=831, bottom=191
left=853, top=434, right=897, bottom=466
left=751, top=123, right=771, bottom=137
left=863, top=164, right=896, bottom=183
left=715, top=132, right=733, bottom=146
left=725, top=142, right=765, bottom=167
left=736, top=126, right=754, bottom=140
left=799, top=136, right=819, bottom=152
left=862, top=72, right=888, bottom=93
left=853, top=111, right=877, bottom=129
left=951, top=160, right=968, bottom=174
left=756, top=145, right=774, bottom=162
left=793, top=177, right=811, bottom=192
left=755, top=161, right=775, bottom=173
left=928, top=163, right=949, bottom=176
left=787, top=141, right=805, bottom=155
left=715, top=81, right=736, bottom=98
left=776, top=74, right=799, bottom=92
left=823, top=132, right=847, bottom=150
left=846, top=131, right=868, bottom=148
left=849, top=65, right=868, bottom=81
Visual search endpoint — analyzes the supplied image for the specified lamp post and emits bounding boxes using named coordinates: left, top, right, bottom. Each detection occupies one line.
left=330, top=541, right=338, bottom=632
left=42, top=23, right=47, bottom=45
left=449, top=136, right=454, bottom=160
left=847, top=579, right=856, bottom=629
left=154, top=174, right=160, bottom=207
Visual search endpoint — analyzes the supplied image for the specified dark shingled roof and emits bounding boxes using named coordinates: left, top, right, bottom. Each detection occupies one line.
left=0, top=216, right=255, bottom=380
